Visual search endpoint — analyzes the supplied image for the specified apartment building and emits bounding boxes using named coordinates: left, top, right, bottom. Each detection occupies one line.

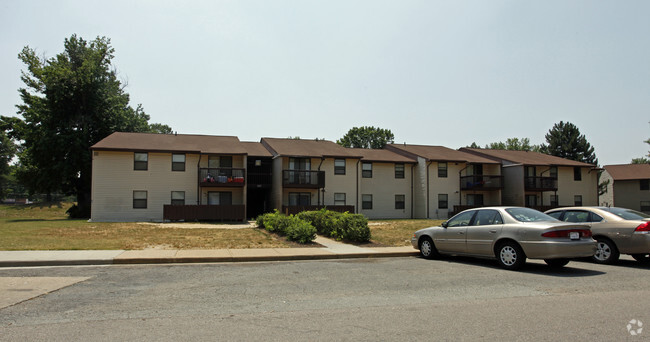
left=600, top=164, right=650, bottom=213
left=386, top=144, right=503, bottom=219
left=460, top=148, right=598, bottom=210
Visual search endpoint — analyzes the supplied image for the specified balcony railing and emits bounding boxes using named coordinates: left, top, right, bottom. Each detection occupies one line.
left=282, top=205, right=355, bottom=216
left=460, top=175, right=503, bottom=190
left=163, top=204, right=246, bottom=221
left=524, top=177, right=558, bottom=191
left=282, top=170, right=325, bottom=188
left=200, top=168, right=245, bottom=187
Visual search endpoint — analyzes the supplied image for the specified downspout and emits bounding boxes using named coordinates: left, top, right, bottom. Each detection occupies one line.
left=410, top=163, right=414, bottom=219
left=197, top=154, right=202, bottom=205
left=356, top=159, right=361, bottom=214
left=426, top=161, right=433, bottom=219
left=317, top=157, right=325, bottom=206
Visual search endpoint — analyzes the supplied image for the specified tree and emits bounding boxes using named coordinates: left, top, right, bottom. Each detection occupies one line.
left=337, top=126, right=394, bottom=149
left=6, top=35, right=171, bottom=217
left=485, top=137, right=540, bottom=151
left=0, top=130, right=16, bottom=198
left=631, top=137, right=650, bottom=164
left=539, top=121, right=598, bottom=165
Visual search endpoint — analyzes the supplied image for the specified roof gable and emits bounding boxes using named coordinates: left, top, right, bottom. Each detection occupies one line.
left=91, top=132, right=247, bottom=154
left=460, top=148, right=595, bottom=167
left=260, top=138, right=362, bottom=158
left=387, top=144, right=499, bottom=164
left=604, top=164, right=650, bottom=180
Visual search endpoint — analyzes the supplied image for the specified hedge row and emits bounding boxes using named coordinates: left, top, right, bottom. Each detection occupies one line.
left=255, top=210, right=316, bottom=243
left=297, top=209, right=371, bottom=243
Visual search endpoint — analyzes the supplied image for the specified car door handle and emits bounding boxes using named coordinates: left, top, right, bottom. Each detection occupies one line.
left=490, top=230, right=497, bottom=233
left=458, top=232, right=464, bottom=235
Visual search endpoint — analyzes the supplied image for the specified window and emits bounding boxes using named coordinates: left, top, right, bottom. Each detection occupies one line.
left=133, top=191, right=147, bottom=209
left=289, top=158, right=310, bottom=170
left=395, top=195, right=405, bottom=209
left=171, top=191, right=185, bottom=205
left=134, top=152, right=148, bottom=170
left=438, top=194, right=448, bottom=209
left=438, top=162, right=447, bottom=178
left=549, top=166, right=558, bottom=179
left=574, top=167, right=582, bottom=181
left=447, top=210, right=474, bottom=227
left=547, top=211, right=563, bottom=220
left=640, top=179, right=650, bottom=191
left=208, top=192, right=232, bottom=205
left=641, top=201, right=650, bottom=212
left=467, top=194, right=484, bottom=206
left=289, top=192, right=311, bottom=206
left=474, top=210, right=503, bottom=226
left=395, top=163, right=405, bottom=179
left=574, top=195, right=583, bottom=206
left=550, top=195, right=559, bottom=207
left=362, top=194, right=373, bottom=210
left=525, top=195, right=537, bottom=207
left=362, top=162, right=372, bottom=178
left=334, top=193, right=346, bottom=206
left=589, top=213, right=604, bottom=222
left=334, top=159, right=346, bottom=175
left=563, top=210, right=589, bottom=223
left=172, top=153, right=186, bottom=171
left=525, top=166, right=536, bottom=177
left=470, top=164, right=483, bottom=176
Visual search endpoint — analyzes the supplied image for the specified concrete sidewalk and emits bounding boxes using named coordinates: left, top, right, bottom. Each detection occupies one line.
left=0, top=236, right=419, bottom=267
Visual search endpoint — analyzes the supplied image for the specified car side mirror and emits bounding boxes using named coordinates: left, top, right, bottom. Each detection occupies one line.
left=441, top=221, right=448, bottom=228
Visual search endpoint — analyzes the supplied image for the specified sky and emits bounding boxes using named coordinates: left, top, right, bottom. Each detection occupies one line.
left=1, top=0, right=649, bottom=166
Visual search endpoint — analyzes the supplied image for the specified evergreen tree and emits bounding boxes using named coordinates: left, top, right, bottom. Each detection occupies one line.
left=539, top=121, right=598, bottom=165
left=337, top=126, right=394, bottom=149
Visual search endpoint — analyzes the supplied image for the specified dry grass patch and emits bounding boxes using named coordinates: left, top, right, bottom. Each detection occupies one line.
left=369, top=219, right=445, bottom=246
left=0, top=203, right=292, bottom=250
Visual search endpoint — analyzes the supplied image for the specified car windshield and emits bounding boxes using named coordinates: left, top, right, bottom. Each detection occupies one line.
left=602, top=207, right=650, bottom=220
left=505, top=208, right=558, bottom=222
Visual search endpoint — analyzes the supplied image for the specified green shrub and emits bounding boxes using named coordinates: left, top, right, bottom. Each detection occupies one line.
left=298, top=209, right=371, bottom=243
left=256, top=210, right=316, bottom=243
left=338, top=212, right=371, bottom=242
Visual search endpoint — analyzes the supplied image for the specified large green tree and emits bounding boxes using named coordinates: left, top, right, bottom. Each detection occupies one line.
left=4, top=34, right=171, bottom=216
left=0, top=130, right=16, bottom=198
left=539, top=121, right=598, bottom=165
left=337, top=126, right=394, bottom=149
left=631, top=137, right=650, bottom=164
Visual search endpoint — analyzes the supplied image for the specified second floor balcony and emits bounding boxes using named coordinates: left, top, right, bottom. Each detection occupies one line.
left=460, top=175, right=503, bottom=191
left=283, top=170, right=325, bottom=188
left=200, top=168, right=245, bottom=187
left=524, top=176, right=558, bottom=191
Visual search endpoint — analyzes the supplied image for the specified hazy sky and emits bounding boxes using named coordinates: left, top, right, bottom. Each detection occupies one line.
left=1, top=0, right=649, bottom=165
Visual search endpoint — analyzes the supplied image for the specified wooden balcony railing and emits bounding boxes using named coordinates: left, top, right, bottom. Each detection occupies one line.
left=200, top=168, right=245, bottom=187
left=460, top=175, right=503, bottom=190
left=524, top=177, right=558, bottom=191
left=163, top=204, right=246, bottom=221
left=282, top=170, right=325, bottom=188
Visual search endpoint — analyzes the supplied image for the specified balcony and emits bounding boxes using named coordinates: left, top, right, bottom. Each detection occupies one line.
left=163, top=204, right=246, bottom=221
left=200, top=168, right=245, bottom=187
left=460, top=175, right=503, bottom=191
left=524, top=177, right=558, bottom=191
left=282, top=170, right=325, bottom=188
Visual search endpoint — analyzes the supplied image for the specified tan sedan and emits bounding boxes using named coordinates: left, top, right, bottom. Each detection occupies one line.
left=545, top=207, right=650, bottom=264
left=411, top=207, right=596, bottom=270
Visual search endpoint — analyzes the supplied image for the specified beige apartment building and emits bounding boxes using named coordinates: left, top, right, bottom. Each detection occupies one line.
left=600, top=164, right=650, bottom=213
left=90, top=132, right=601, bottom=222
left=460, top=148, right=598, bottom=209
left=386, top=144, right=503, bottom=219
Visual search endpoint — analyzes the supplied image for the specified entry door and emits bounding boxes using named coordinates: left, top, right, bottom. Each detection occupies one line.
left=465, top=209, right=504, bottom=256
left=436, top=210, right=475, bottom=253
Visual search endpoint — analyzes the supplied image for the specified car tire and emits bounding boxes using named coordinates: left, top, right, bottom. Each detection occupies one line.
left=495, top=241, right=526, bottom=270
left=592, top=237, right=620, bottom=264
left=419, top=236, right=439, bottom=260
left=632, top=254, right=650, bottom=263
left=544, top=258, right=570, bottom=268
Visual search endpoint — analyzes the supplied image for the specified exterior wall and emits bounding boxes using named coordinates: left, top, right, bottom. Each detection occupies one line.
left=428, top=162, right=463, bottom=219
left=502, top=164, right=524, bottom=206
left=321, top=158, right=359, bottom=211
left=555, top=166, right=598, bottom=206
left=359, top=162, right=413, bottom=219
left=91, top=151, right=199, bottom=222
left=610, top=180, right=650, bottom=212
left=412, top=157, right=429, bottom=219
left=599, top=170, right=615, bottom=207
left=270, top=158, right=283, bottom=210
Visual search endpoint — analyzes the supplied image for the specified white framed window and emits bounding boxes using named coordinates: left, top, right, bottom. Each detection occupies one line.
left=362, top=194, right=373, bottom=209
left=172, top=154, right=186, bottom=171
left=334, top=193, right=346, bottom=206
left=171, top=191, right=185, bottom=205
left=134, top=153, right=148, bottom=170
left=133, top=190, right=147, bottom=209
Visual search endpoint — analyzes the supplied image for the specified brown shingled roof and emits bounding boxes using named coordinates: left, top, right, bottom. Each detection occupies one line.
left=91, top=132, right=247, bottom=154
left=240, top=142, right=273, bottom=157
left=386, top=144, right=499, bottom=164
left=460, top=148, right=595, bottom=167
left=350, top=148, right=417, bottom=163
left=604, top=164, right=650, bottom=180
left=261, top=138, right=363, bottom=158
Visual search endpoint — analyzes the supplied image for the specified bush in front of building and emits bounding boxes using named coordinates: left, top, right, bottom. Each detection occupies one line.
left=255, top=210, right=316, bottom=243
left=297, top=209, right=371, bottom=243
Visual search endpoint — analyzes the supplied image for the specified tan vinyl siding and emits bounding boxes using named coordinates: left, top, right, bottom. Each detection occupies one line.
left=359, top=162, right=412, bottom=219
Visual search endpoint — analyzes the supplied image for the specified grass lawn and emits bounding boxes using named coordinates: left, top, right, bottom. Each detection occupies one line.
left=369, top=219, right=445, bottom=246
left=0, top=203, right=292, bottom=250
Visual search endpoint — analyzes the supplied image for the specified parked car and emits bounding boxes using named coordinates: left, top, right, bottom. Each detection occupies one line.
left=545, top=207, right=650, bottom=264
left=412, top=207, right=596, bottom=270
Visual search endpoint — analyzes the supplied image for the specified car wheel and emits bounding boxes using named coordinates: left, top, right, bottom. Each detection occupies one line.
left=419, top=236, right=439, bottom=259
left=632, top=254, right=650, bottom=263
left=544, top=258, right=570, bottom=268
left=496, top=241, right=526, bottom=270
left=592, top=238, right=620, bottom=264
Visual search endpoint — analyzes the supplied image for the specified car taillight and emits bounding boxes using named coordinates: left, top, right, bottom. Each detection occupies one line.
left=634, top=222, right=650, bottom=234
left=541, top=229, right=592, bottom=238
